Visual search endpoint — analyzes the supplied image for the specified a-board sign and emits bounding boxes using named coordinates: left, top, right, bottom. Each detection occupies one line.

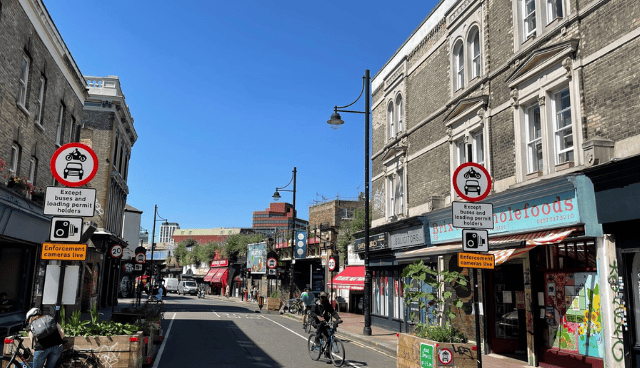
left=110, top=244, right=123, bottom=259
left=462, top=229, right=489, bottom=252
left=458, top=252, right=495, bottom=269
left=50, top=142, right=99, bottom=187
left=452, top=162, right=492, bottom=202
left=452, top=201, right=493, bottom=229
left=49, top=217, right=83, bottom=242
left=44, top=187, right=96, bottom=217
left=41, top=243, right=87, bottom=261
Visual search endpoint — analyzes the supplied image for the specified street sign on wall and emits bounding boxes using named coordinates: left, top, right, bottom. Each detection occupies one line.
left=110, top=244, right=123, bottom=259
left=50, top=143, right=99, bottom=187
left=41, top=243, right=87, bottom=261
left=462, top=229, right=489, bottom=252
left=44, top=187, right=96, bottom=217
left=452, top=202, right=493, bottom=229
left=458, top=252, right=495, bottom=269
left=452, top=162, right=492, bottom=202
left=49, top=217, right=83, bottom=242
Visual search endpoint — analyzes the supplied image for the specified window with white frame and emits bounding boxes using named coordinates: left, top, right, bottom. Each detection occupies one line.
left=69, top=116, right=77, bottom=142
left=387, top=174, right=395, bottom=217
left=10, top=144, right=20, bottom=175
left=56, top=104, right=65, bottom=146
left=395, top=169, right=404, bottom=215
left=18, top=55, right=30, bottom=107
left=387, top=102, right=395, bottom=140
left=523, top=0, right=537, bottom=38
left=28, top=157, right=37, bottom=184
left=473, top=130, right=485, bottom=166
left=547, top=0, right=563, bottom=23
left=456, top=138, right=467, bottom=166
left=469, top=28, right=481, bottom=79
left=35, top=76, right=45, bottom=126
left=454, top=41, right=464, bottom=90
left=526, top=104, right=543, bottom=173
left=553, top=88, right=573, bottom=164
left=396, top=95, right=403, bottom=134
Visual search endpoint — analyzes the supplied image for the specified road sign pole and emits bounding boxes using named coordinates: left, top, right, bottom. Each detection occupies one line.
left=474, top=267, right=482, bottom=368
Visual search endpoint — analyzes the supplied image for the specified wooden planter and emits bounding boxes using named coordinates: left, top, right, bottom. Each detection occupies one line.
left=3, top=332, right=145, bottom=368
left=397, top=333, right=477, bottom=368
left=266, top=297, right=281, bottom=311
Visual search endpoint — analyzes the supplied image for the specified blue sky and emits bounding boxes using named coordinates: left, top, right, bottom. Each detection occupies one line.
left=45, top=0, right=438, bottom=235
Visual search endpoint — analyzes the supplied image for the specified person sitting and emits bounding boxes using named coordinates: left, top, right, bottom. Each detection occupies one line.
left=308, top=292, right=343, bottom=350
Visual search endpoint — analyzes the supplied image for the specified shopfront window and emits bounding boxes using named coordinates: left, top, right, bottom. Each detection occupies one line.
left=372, top=272, right=390, bottom=317
left=393, top=274, right=404, bottom=320
left=0, top=245, right=33, bottom=314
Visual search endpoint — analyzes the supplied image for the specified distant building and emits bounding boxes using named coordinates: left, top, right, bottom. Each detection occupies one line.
left=159, top=222, right=180, bottom=243
left=252, top=202, right=308, bottom=236
left=139, top=228, right=149, bottom=245
left=122, top=205, right=143, bottom=260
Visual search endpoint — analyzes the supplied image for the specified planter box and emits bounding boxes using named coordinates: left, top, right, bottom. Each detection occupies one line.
left=397, top=333, right=477, bottom=368
left=266, top=297, right=281, bottom=311
left=3, top=332, right=145, bottom=368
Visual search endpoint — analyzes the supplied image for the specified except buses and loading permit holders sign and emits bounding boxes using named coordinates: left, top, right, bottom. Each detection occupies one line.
left=44, top=187, right=96, bottom=217
left=41, top=243, right=87, bottom=261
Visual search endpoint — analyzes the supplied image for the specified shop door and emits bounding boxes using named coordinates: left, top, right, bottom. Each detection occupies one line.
left=488, top=263, right=528, bottom=357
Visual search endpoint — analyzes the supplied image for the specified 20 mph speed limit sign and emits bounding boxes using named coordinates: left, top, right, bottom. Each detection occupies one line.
left=110, top=244, right=123, bottom=259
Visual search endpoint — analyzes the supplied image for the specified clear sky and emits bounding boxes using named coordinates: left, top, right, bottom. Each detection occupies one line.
left=45, top=0, right=439, bottom=236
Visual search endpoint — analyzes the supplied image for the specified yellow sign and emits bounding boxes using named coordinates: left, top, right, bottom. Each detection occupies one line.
left=42, top=243, right=87, bottom=261
left=458, top=252, right=495, bottom=269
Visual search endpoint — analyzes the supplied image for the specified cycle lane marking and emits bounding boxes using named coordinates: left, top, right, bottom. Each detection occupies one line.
left=152, top=312, right=176, bottom=368
left=259, top=315, right=364, bottom=368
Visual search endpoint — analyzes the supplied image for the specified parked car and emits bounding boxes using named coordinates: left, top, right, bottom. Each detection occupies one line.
left=178, top=280, right=198, bottom=295
left=164, top=278, right=179, bottom=293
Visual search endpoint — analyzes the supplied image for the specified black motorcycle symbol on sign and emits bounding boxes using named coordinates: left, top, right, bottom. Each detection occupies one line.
left=65, top=148, right=87, bottom=162
left=463, top=167, right=482, bottom=179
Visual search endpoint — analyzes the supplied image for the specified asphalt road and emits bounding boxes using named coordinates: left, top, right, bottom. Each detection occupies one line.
left=152, top=294, right=397, bottom=368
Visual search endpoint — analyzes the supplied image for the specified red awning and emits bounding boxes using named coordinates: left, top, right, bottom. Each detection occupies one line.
left=327, top=266, right=365, bottom=291
left=204, top=267, right=227, bottom=283
left=204, top=268, right=219, bottom=282
left=489, top=227, right=581, bottom=265
left=210, top=268, right=228, bottom=285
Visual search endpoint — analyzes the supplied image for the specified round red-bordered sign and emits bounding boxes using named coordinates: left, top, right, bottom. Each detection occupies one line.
left=437, top=347, right=453, bottom=365
left=135, top=253, right=146, bottom=264
left=267, top=257, right=277, bottom=269
left=50, top=143, right=99, bottom=187
left=328, top=257, right=337, bottom=271
left=110, top=244, right=123, bottom=259
left=452, top=162, right=492, bottom=202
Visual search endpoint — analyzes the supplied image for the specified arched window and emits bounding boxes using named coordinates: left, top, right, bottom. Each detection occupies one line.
left=454, top=40, right=464, bottom=90
left=469, top=27, right=481, bottom=79
left=396, top=95, right=403, bottom=133
left=387, top=102, right=395, bottom=140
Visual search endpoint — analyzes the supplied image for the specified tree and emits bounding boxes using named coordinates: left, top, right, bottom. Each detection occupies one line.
left=336, top=208, right=370, bottom=264
left=175, top=238, right=198, bottom=266
left=223, top=233, right=264, bottom=258
left=196, top=242, right=221, bottom=264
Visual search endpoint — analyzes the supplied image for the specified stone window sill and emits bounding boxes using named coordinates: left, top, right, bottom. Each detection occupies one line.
left=16, top=102, right=30, bottom=117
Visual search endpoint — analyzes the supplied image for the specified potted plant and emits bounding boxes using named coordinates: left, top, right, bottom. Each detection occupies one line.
left=398, top=260, right=476, bottom=368
left=267, top=291, right=282, bottom=311
left=30, top=187, right=45, bottom=205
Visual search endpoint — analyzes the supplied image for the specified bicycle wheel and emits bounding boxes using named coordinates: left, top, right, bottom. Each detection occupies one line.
left=329, top=337, right=345, bottom=367
left=304, top=321, right=312, bottom=334
left=307, top=335, right=322, bottom=361
left=1, top=357, right=21, bottom=367
left=55, top=352, right=99, bottom=368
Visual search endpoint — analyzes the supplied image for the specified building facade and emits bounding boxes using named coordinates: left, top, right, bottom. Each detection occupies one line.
left=252, top=202, right=308, bottom=236
left=370, top=0, right=640, bottom=366
left=0, top=0, right=86, bottom=329
left=159, top=222, right=180, bottom=244
left=172, top=228, right=242, bottom=245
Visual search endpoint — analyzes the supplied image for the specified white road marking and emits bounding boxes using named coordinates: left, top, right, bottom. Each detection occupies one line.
left=260, top=315, right=365, bottom=368
left=212, top=310, right=220, bottom=318
left=152, top=313, right=176, bottom=368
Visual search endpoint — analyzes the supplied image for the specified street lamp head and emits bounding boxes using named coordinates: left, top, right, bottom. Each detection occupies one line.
left=272, top=189, right=281, bottom=201
left=327, top=111, right=344, bottom=130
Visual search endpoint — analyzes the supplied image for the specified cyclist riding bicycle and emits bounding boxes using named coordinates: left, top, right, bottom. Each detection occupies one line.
left=300, top=288, right=315, bottom=327
left=308, top=292, right=343, bottom=346
left=26, top=308, right=66, bottom=368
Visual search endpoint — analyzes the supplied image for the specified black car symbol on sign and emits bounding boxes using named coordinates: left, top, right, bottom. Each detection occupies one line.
left=464, top=180, right=482, bottom=195
left=64, top=162, right=84, bottom=180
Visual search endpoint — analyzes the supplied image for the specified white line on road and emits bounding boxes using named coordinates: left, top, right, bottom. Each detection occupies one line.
left=260, top=315, right=364, bottom=368
left=212, top=310, right=220, bottom=318
left=152, top=312, right=176, bottom=368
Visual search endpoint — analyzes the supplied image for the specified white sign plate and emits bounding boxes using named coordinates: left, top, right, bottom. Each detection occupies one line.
left=462, top=229, right=489, bottom=252
left=135, top=253, right=146, bottom=264
left=452, top=201, right=494, bottom=229
left=44, top=187, right=96, bottom=217
left=134, top=264, right=143, bottom=271
left=49, top=217, right=83, bottom=242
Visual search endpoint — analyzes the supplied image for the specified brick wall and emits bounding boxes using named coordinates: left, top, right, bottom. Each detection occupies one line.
left=407, top=143, right=451, bottom=206
left=489, top=108, right=516, bottom=181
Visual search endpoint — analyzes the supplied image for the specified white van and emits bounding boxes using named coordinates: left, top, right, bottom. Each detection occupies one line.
left=164, top=278, right=179, bottom=293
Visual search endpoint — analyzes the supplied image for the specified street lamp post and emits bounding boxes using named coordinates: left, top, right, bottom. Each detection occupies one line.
left=150, top=205, right=168, bottom=288
left=273, top=167, right=297, bottom=301
left=327, top=69, right=372, bottom=336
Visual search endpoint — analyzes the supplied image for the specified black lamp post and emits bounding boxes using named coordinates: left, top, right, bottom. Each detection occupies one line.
left=150, top=205, right=168, bottom=287
left=273, top=167, right=297, bottom=301
left=327, top=69, right=372, bottom=336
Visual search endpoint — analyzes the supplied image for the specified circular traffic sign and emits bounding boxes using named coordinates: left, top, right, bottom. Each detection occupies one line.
left=110, top=244, right=123, bottom=259
left=267, top=257, right=277, bottom=269
left=452, top=162, right=492, bottom=202
left=50, top=143, right=99, bottom=187
left=438, top=348, right=453, bottom=365
left=328, top=257, right=336, bottom=271
left=135, top=253, right=146, bottom=264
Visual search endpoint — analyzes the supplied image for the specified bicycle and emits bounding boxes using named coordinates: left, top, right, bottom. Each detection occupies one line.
left=307, top=320, right=345, bottom=367
left=302, top=309, right=312, bottom=334
left=2, top=334, right=98, bottom=368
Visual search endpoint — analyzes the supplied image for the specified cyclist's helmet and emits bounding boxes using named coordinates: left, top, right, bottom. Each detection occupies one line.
left=26, top=307, right=41, bottom=322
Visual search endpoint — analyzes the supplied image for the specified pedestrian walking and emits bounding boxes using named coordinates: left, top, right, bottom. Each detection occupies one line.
left=26, top=308, right=65, bottom=368
left=225, top=285, right=230, bottom=299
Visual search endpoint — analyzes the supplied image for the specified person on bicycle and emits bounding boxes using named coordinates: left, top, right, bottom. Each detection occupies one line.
left=26, top=308, right=65, bottom=368
left=300, top=288, right=315, bottom=328
left=309, top=292, right=343, bottom=347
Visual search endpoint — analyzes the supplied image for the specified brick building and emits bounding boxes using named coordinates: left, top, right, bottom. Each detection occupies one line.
left=368, top=0, right=640, bottom=366
left=172, top=228, right=242, bottom=245
left=81, top=75, right=137, bottom=310
left=0, top=0, right=86, bottom=330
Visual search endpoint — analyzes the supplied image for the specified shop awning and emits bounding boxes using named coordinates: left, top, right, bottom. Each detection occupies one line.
left=327, top=266, right=365, bottom=291
left=396, top=244, right=461, bottom=261
left=203, top=268, right=218, bottom=282
left=204, top=267, right=227, bottom=282
left=210, top=267, right=229, bottom=284
left=490, top=226, right=580, bottom=265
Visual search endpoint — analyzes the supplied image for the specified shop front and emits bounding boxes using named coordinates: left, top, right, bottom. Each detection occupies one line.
left=417, top=174, right=605, bottom=367
left=327, top=266, right=364, bottom=313
left=204, top=259, right=229, bottom=295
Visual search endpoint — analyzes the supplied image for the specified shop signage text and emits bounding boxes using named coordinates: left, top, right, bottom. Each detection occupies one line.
left=430, top=193, right=579, bottom=244
left=458, top=252, right=495, bottom=269
left=354, top=233, right=387, bottom=253
left=210, top=259, right=229, bottom=267
left=41, top=243, right=87, bottom=261
left=389, top=227, right=425, bottom=249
